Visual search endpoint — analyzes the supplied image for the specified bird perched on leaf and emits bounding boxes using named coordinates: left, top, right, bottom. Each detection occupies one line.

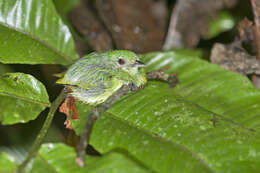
left=56, top=50, right=147, bottom=128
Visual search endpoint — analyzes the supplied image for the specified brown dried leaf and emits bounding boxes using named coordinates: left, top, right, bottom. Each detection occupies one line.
left=237, top=18, right=257, bottom=55
left=238, top=18, right=254, bottom=39
left=163, top=0, right=238, bottom=49
left=59, top=87, right=78, bottom=129
left=69, top=1, right=113, bottom=51
left=95, top=0, right=166, bottom=53
left=210, top=43, right=260, bottom=75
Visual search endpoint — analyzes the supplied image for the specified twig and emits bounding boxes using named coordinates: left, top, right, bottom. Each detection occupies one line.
left=75, top=70, right=178, bottom=167
left=75, top=109, right=98, bottom=166
left=18, top=90, right=67, bottom=173
left=162, top=0, right=183, bottom=50
left=146, top=70, right=178, bottom=88
left=251, top=0, right=260, bottom=61
left=75, top=84, right=132, bottom=167
left=163, top=0, right=238, bottom=50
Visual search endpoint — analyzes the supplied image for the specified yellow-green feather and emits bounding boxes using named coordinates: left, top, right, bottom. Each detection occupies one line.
left=56, top=50, right=147, bottom=105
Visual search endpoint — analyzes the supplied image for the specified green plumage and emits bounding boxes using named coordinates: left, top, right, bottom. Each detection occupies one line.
left=57, top=50, right=147, bottom=105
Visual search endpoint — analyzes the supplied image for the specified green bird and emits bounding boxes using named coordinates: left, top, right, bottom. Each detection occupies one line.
left=56, top=50, right=147, bottom=106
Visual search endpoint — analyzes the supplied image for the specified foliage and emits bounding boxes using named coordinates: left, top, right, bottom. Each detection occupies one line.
left=31, top=143, right=148, bottom=173
left=0, top=0, right=78, bottom=65
left=0, top=73, right=49, bottom=124
left=207, top=11, right=235, bottom=39
left=0, top=0, right=258, bottom=173
left=0, top=153, right=17, bottom=173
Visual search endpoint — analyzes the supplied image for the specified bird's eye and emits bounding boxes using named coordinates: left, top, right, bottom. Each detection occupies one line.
left=117, top=58, right=125, bottom=65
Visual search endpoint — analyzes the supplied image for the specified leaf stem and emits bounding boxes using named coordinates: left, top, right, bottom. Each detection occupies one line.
left=75, top=71, right=177, bottom=167
left=18, top=89, right=66, bottom=173
left=146, top=70, right=179, bottom=88
left=75, top=85, right=133, bottom=167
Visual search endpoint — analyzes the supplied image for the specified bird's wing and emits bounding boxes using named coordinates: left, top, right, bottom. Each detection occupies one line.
left=69, top=76, right=123, bottom=105
left=57, top=63, right=123, bottom=105
left=56, top=62, right=115, bottom=90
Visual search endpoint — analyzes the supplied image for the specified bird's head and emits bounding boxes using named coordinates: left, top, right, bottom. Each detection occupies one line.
left=105, top=50, right=147, bottom=87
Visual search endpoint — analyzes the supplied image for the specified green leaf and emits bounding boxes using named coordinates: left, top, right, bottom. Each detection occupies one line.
left=30, top=143, right=149, bottom=173
left=0, top=0, right=78, bottom=65
left=72, top=51, right=260, bottom=172
left=0, top=152, right=18, bottom=173
left=53, top=0, right=80, bottom=26
left=70, top=49, right=204, bottom=135
left=52, top=0, right=81, bottom=40
left=52, top=0, right=88, bottom=51
left=71, top=101, right=92, bottom=135
left=207, top=11, right=235, bottom=39
left=0, top=73, right=50, bottom=125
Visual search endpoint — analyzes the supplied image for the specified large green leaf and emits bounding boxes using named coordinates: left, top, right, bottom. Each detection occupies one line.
left=70, top=50, right=260, bottom=172
left=30, top=143, right=149, bottom=173
left=52, top=0, right=82, bottom=45
left=0, top=73, right=49, bottom=124
left=52, top=0, right=80, bottom=26
left=0, top=152, right=18, bottom=173
left=0, top=0, right=78, bottom=65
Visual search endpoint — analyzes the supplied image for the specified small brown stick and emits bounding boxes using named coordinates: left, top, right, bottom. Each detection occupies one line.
left=146, top=70, right=178, bottom=88
left=251, top=0, right=260, bottom=61
left=75, top=70, right=178, bottom=167
left=162, top=0, right=183, bottom=50
left=75, top=84, right=133, bottom=167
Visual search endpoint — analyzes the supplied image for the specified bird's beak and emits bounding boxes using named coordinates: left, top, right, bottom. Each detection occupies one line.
left=133, top=60, right=145, bottom=67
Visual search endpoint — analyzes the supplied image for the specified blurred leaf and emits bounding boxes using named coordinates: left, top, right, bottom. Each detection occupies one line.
left=0, top=73, right=49, bottom=125
left=0, top=0, right=78, bottom=65
left=69, top=50, right=260, bottom=172
left=207, top=11, right=235, bottom=39
left=30, top=143, right=148, bottom=173
left=0, top=152, right=18, bottom=173
left=0, top=145, right=28, bottom=165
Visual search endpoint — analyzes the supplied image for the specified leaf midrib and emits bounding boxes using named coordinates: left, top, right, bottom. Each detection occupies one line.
left=37, top=155, right=59, bottom=173
left=178, top=93, right=259, bottom=134
left=0, top=21, right=75, bottom=65
left=104, top=112, right=216, bottom=173
left=105, top=89, right=260, bottom=172
left=0, top=91, right=50, bottom=107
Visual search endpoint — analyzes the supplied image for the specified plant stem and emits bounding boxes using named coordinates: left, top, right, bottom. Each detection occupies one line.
left=146, top=70, right=179, bottom=88
left=75, top=85, right=132, bottom=167
left=75, top=109, right=99, bottom=167
left=75, top=71, right=178, bottom=166
left=18, top=89, right=66, bottom=173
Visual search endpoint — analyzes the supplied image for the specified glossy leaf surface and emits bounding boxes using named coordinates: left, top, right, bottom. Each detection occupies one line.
left=0, top=73, right=49, bottom=124
left=53, top=0, right=80, bottom=26
left=0, top=152, right=18, bottom=173
left=70, top=50, right=260, bottom=172
left=0, top=0, right=78, bottom=65
left=30, top=143, right=148, bottom=173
